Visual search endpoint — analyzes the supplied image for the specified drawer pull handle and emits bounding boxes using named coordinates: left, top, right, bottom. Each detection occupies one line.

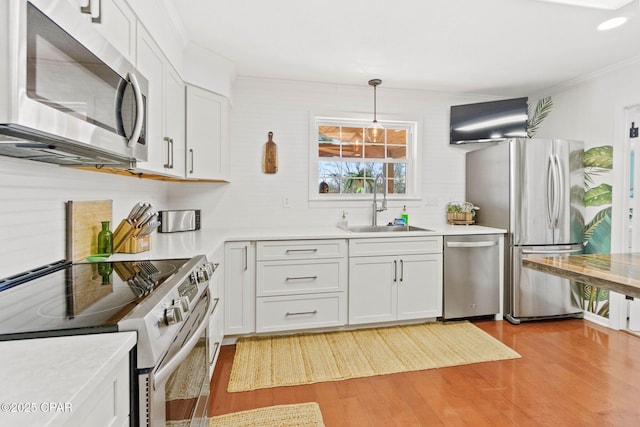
left=285, top=276, right=318, bottom=281
left=285, top=310, right=318, bottom=316
left=285, top=249, right=318, bottom=254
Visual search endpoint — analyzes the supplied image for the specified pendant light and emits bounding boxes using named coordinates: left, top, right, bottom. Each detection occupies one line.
left=366, top=79, right=384, bottom=144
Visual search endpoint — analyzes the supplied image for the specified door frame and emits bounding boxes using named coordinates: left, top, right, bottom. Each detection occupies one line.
left=609, top=102, right=640, bottom=330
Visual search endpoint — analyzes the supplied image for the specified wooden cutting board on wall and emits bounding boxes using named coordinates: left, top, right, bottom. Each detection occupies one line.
left=66, top=200, right=113, bottom=262
left=262, top=131, right=278, bottom=174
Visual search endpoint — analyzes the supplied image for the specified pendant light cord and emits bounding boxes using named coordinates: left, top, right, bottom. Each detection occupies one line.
left=368, top=79, right=382, bottom=125
left=373, top=83, right=378, bottom=123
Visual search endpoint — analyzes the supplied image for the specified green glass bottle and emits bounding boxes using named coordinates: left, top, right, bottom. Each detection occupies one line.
left=97, top=221, right=113, bottom=255
left=98, top=262, right=113, bottom=284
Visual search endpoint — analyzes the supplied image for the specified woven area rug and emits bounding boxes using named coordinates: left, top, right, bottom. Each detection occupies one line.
left=228, top=321, right=520, bottom=392
left=208, top=402, right=324, bottom=427
left=166, top=403, right=324, bottom=427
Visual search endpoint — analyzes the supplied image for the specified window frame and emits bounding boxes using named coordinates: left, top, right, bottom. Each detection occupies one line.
left=309, top=116, right=420, bottom=202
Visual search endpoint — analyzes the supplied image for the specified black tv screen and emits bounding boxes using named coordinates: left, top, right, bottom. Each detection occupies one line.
left=450, top=97, right=528, bottom=144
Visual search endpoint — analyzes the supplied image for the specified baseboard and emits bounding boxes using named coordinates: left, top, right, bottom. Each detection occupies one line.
left=583, top=310, right=614, bottom=329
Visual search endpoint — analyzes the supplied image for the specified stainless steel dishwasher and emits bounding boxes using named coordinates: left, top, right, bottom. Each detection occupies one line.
left=443, top=234, right=501, bottom=320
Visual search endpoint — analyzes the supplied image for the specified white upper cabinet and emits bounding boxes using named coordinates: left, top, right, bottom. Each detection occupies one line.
left=135, top=24, right=185, bottom=177
left=164, top=65, right=186, bottom=177
left=135, top=24, right=164, bottom=173
left=185, top=85, right=230, bottom=181
left=70, top=0, right=233, bottom=181
left=74, top=0, right=137, bottom=62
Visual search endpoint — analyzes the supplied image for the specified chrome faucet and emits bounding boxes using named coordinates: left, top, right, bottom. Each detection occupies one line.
left=371, top=173, right=387, bottom=226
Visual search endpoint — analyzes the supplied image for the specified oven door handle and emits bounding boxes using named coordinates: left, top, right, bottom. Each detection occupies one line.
left=153, top=292, right=211, bottom=387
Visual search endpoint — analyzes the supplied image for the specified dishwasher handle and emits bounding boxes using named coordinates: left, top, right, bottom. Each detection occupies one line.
left=446, top=240, right=497, bottom=248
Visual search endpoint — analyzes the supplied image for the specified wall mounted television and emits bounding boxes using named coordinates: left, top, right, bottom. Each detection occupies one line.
left=450, top=97, right=528, bottom=144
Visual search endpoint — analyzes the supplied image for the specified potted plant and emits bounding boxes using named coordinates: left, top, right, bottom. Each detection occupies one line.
left=446, top=202, right=477, bottom=225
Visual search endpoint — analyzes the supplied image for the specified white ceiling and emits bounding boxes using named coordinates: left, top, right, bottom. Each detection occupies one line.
left=168, top=0, right=640, bottom=95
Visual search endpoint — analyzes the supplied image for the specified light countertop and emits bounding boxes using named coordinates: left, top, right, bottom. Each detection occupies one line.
left=107, top=224, right=505, bottom=262
left=0, top=332, right=135, bottom=427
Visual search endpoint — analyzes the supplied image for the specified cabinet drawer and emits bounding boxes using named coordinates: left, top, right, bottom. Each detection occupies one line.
left=257, top=259, right=347, bottom=296
left=349, top=236, right=443, bottom=257
left=257, top=239, right=347, bottom=260
left=256, top=293, right=346, bottom=333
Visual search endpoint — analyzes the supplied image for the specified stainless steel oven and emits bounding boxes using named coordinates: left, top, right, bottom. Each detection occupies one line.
left=0, top=0, right=148, bottom=166
left=0, top=255, right=218, bottom=427
left=143, top=287, right=212, bottom=427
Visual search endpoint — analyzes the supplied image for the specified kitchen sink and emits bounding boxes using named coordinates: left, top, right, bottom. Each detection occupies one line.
left=341, top=225, right=433, bottom=233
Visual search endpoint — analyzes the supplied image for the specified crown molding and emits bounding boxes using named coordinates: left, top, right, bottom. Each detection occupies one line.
left=530, top=54, right=640, bottom=99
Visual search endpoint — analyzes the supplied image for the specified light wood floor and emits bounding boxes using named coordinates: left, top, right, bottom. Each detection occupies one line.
left=208, top=319, right=640, bottom=426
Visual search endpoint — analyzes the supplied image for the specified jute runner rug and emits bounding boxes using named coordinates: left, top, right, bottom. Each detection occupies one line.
left=228, top=321, right=520, bottom=392
left=166, top=402, right=324, bottom=427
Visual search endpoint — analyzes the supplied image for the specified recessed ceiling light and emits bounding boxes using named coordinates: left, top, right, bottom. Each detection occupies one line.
left=534, top=0, right=634, bottom=9
left=598, top=16, right=628, bottom=30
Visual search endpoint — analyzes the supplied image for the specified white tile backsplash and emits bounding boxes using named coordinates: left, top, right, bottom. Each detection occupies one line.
left=0, top=156, right=169, bottom=278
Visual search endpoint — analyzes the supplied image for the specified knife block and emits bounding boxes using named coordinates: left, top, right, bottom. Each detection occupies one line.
left=117, top=235, right=151, bottom=254
left=112, top=219, right=151, bottom=253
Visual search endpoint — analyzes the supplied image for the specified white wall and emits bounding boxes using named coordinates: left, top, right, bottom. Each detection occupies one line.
left=0, top=156, right=169, bottom=278
left=167, top=77, right=499, bottom=230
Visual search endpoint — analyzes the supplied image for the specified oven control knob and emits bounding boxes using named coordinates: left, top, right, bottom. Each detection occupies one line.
left=197, top=262, right=216, bottom=282
left=175, top=296, right=190, bottom=312
left=164, top=304, right=183, bottom=325
left=189, top=272, right=198, bottom=285
left=196, top=269, right=208, bottom=282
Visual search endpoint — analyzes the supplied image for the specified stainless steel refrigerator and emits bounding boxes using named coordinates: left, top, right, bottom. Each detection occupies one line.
left=466, top=139, right=584, bottom=324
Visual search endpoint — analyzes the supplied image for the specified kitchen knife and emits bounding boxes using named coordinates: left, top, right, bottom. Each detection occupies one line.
left=133, top=203, right=153, bottom=224
left=137, top=220, right=160, bottom=237
left=135, top=210, right=154, bottom=229
left=127, top=202, right=145, bottom=222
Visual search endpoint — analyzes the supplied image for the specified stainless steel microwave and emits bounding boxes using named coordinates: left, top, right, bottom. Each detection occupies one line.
left=0, top=0, right=148, bottom=166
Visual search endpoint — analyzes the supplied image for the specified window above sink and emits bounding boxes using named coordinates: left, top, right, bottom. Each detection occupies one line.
left=310, top=117, right=419, bottom=202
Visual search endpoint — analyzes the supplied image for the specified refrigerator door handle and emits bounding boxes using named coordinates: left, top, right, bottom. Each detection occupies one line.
left=553, top=154, right=564, bottom=229
left=546, top=154, right=555, bottom=227
left=521, top=248, right=583, bottom=255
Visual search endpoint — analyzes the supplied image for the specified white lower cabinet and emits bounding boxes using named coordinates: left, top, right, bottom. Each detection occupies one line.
left=208, top=300, right=223, bottom=378
left=207, top=254, right=223, bottom=379
left=67, top=343, right=130, bottom=427
left=224, top=241, right=256, bottom=335
left=348, top=237, right=443, bottom=325
left=255, top=239, right=347, bottom=333
left=223, top=236, right=444, bottom=335
left=256, top=293, right=345, bottom=332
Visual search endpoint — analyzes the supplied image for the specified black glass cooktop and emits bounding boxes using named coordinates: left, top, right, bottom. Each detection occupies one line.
left=0, top=258, right=190, bottom=340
